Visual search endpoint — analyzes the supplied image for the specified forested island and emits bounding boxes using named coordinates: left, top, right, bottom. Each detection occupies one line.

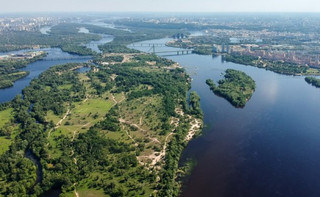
left=0, top=51, right=47, bottom=89
left=0, top=52, right=202, bottom=196
left=305, top=76, right=320, bottom=88
left=206, top=69, right=256, bottom=108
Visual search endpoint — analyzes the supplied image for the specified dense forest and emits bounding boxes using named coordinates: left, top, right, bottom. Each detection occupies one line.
left=206, top=69, right=256, bottom=108
left=0, top=52, right=202, bottom=196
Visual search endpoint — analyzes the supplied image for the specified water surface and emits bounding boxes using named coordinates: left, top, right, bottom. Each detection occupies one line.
left=131, top=38, right=320, bottom=197
left=0, top=29, right=113, bottom=103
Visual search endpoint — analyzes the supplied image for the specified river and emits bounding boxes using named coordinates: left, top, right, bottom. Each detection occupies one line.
left=130, top=38, right=320, bottom=197
left=0, top=28, right=113, bottom=103
left=2, top=26, right=320, bottom=197
left=0, top=48, right=91, bottom=103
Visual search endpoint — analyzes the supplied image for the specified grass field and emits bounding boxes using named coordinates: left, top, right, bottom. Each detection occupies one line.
left=0, top=108, right=14, bottom=155
left=0, top=137, right=11, bottom=155
left=306, top=68, right=320, bottom=75
left=48, top=98, right=113, bottom=135
left=46, top=97, right=114, bottom=159
left=77, top=189, right=106, bottom=197
left=0, top=108, right=13, bottom=128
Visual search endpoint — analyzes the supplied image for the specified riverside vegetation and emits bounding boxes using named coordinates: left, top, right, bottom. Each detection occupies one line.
left=225, top=54, right=320, bottom=76
left=0, top=51, right=47, bottom=89
left=0, top=52, right=203, bottom=196
left=206, top=69, right=256, bottom=108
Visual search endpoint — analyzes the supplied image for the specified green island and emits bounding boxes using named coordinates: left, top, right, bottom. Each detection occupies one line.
left=224, top=54, right=320, bottom=76
left=0, top=52, right=203, bottom=196
left=206, top=69, right=256, bottom=108
left=305, top=76, right=320, bottom=88
left=0, top=51, right=47, bottom=89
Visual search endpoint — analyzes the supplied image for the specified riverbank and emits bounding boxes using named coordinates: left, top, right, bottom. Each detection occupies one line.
left=0, top=51, right=47, bottom=89
left=224, top=54, right=320, bottom=76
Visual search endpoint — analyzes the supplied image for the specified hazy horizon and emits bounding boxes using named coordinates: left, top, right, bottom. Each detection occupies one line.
left=1, top=0, right=320, bottom=13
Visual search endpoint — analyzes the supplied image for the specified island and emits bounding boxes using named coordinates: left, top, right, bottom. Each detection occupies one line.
left=305, top=76, right=320, bottom=88
left=206, top=69, right=256, bottom=108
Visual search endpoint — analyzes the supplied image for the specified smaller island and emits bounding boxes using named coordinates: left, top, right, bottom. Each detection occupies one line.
left=206, top=69, right=256, bottom=108
left=305, top=76, right=320, bottom=88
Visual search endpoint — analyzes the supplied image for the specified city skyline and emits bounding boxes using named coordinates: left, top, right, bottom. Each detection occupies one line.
left=1, top=0, right=320, bottom=13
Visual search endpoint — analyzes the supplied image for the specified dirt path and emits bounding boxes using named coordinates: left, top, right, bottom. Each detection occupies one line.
left=55, top=109, right=71, bottom=129
left=152, top=132, right=174, bottom=165
left=119, top=118, right=146, bottom=132
left=111, top=94, right=118, bottom=105
left=138, top=132, right=174, bottom=166
left=47, top=109, right=71, bottom=141
left=149, top=137, right=161, bottom=144
left=118, top=92, right=125, bottom=103
left=122, top=54, right=131, bottom=63
left=111, top=93, right=139, bottom=146
left=111, top=93, right=125, bottom=106
left=72, top=183, right=79, bottom=197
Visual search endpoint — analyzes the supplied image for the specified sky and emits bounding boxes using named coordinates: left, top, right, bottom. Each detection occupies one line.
left=1, top=0, right=320, bottom=13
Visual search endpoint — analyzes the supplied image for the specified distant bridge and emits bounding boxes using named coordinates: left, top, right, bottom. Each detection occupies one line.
left=128, top=43, right=166, bottom=47
left=155, top=49, right=194, bottom=56
left=129, top=43, right=194, bottom=56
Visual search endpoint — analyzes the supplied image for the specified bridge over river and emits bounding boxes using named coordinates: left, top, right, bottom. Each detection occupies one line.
left=128, top=43, right=194, bottom=56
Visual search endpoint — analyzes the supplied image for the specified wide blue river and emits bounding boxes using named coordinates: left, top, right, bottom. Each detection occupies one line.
left=131, top=38, right=320, bottom=197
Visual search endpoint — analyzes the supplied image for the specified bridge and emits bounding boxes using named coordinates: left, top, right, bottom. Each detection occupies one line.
left=129, top=43, right=194, bottom=56
left=128, top=43, right=166, bottom=47
left=155, top=49, right=193, bottom=56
